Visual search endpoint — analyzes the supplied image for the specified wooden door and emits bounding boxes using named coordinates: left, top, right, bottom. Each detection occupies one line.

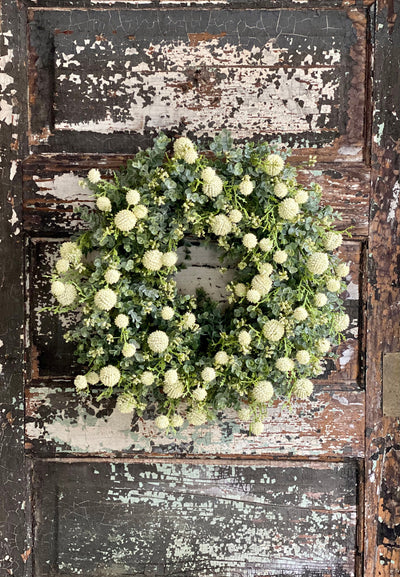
left=1, top=0, right=399, bottom=575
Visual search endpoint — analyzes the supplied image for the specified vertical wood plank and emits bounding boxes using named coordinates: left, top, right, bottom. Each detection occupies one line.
left=0, top=0, right=29, bottom=574
left=366, top=1, right=400, bottom=575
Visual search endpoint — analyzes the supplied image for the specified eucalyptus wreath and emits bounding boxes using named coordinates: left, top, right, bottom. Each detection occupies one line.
left=49, top=132, right=350, bottom=435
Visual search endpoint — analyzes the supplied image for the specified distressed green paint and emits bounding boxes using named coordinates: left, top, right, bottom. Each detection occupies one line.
left=33, top=460, right=358, bottom=577
left=374, top=122, right=385, bottom=145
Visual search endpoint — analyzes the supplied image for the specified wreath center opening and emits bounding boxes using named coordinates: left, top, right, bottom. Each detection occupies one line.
left=175, top=238, right=236, bottom=308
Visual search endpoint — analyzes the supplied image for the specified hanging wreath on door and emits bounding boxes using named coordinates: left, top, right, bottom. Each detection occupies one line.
left=49, top=132, right=350, bottom=435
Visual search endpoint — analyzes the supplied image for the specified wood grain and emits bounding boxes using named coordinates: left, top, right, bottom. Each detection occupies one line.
left=32, top=459, right=358, bottom=576
left=27, top=8, right=366, bottom=160
left=22, top=156, right=371, bottom=236
left=26, top=0, right=374, bottom=8
left=0, top=0, right=30, bottom=575
left=364, top=2, right=400, bottom=576
left=25, top=386, right=365, bottom=457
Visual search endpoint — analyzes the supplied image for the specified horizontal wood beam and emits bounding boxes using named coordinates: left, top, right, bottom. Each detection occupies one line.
left=22, top=157, right=371, bottom=235
left=25, top=386, right=365, bottom=458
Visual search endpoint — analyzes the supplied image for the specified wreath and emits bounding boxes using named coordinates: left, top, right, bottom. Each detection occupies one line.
left=49, top=132, right=350, bottom=435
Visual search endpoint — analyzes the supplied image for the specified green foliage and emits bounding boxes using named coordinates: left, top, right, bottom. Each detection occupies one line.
left=50, top=132, right=350, bottom=433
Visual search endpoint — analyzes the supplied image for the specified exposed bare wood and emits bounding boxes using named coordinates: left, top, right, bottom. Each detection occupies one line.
left=364, top=1, right=400, bottom=576
left=22, top=156, right=370, bottom=235
left=25, top=386, right=365, bottom=458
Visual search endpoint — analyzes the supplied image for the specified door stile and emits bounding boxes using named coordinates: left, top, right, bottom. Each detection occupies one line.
left=366, top=1, right=400, bottom=575
left=0, top=0, right=30, bottom=575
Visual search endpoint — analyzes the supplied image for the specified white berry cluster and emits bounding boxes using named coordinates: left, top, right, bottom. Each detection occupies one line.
left=173, top=137, right=199, bottom=165
left=202, top=167, right=224, bottom=198
left=94, top=288, right=117, bottom=311
left=147, top=331, right=169, bottom=353
left=142, top=250, right=178, bottom=271
left=50, top=134, right=350, bottom=438
left=211, top=214, right=232, bottom=236
left=52, top=282, right=77, bottom=307
left=263, top=320, right=285, bottom=342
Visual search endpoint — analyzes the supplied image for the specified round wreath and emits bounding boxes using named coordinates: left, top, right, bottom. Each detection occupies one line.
left=50, top=132, right=349, bottom=435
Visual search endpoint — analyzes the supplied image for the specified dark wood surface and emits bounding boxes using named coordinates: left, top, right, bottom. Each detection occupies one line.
left=32, top=460, right=359, bottom=577
left=26, top=0, right=376, bottom=8
left=0, top=1, right=30, bottom=575
left=27, top=7, right=366, bottom=161
left=364, top=2, right=400, bottom=575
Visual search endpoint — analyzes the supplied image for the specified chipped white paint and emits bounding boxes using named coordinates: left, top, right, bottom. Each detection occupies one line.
left=159, top=0, right=228, bottom=4
left=10, top=160, right=17, bottom=181
left=373, top=120, right=385, bottom=145
left=339, top=344, right=355, bottom=369
left=338, top=146, right=363, bottom=156
left=91, top=0, right=152, bottom=3
left=33, top=173, right=92, bottom=201
left=324, top=48, right=341, bottom=65
left=346, top=280, right=359, bottom=301
left=26, top=387, right=365, bottom=456
left=348, top=324, right=358, bottom=339
left=0, top=49, right=19, bottom=126
left=386, top=180, right=400, bottom=224
left=152, top=38, right=288, bottom=67
left=54, top=35, right=340, bottom=137
left=56, top=53, right=80, bottom=68
left=56, top=66, right=339, bottom=137
left=8, top=208, right=20, bottom=235
left=26, top=404, right=135, bottom=453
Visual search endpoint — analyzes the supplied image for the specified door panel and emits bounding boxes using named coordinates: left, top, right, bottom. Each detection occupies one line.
left=27, top=7, right=366, bottom=161
left=33, top=460, right=358, bottom=577
left=27, top=239, right=362, bottom=382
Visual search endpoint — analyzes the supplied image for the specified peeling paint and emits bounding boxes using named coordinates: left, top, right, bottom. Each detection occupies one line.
left=32, top=173, right=91, bottom=201
left=32, top=460, right=358, bottom=576
left=0, top=49, right=19, bottom=126
left=10, top=160, right=17, bottom=181
left=29, top=8, right=363, bottom=159
left=386, top=180, right=400, bottom=224
left=55, top=65, right=339, bottom=138
left=346, top=280, right=359, bottom=300
left=339, top=345, right=355, bottom=369
left=25, top=387, right=365, bottom=457
left=8, top=207, right=20, bottom=235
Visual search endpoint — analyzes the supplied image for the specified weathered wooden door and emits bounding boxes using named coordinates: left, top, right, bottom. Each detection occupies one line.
left=1, top=0, right=400, bottom=575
